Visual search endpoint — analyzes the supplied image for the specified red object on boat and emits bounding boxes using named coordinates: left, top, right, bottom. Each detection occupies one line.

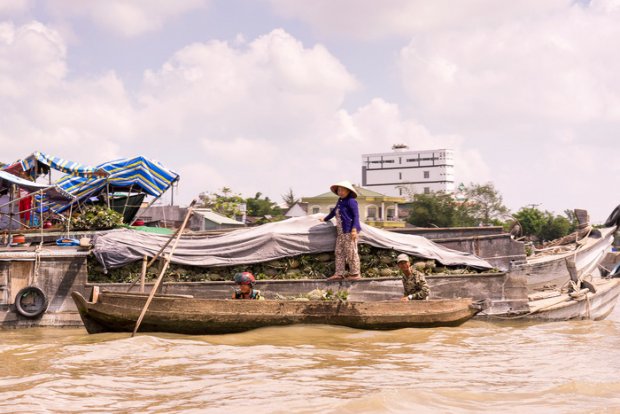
left=133, top=219, right=145, bottom=226
left=12, top=235, right=26, bottom=244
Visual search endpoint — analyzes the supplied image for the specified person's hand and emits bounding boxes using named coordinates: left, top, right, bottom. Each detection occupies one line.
left=400, top=296, right=409, bottom=302
left=351, top=230, right=358, bottom=242
left=319, top=218, right=324, bottom=222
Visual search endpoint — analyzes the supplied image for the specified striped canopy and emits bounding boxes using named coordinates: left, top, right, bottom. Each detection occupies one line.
left=0, top=170, right=72, bottom=201
left=18, top=151, right=108, bottom=178
left=51, top=156, right=179, bottom=213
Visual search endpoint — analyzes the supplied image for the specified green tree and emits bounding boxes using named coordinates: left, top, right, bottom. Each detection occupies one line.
left=281, top=188, right=298, bottom=208
left=513, top=206, right=548, bottom=240
left=459, top=182, right=509, bottom=225
left=198, top=187, right=244, bottom=219
left=245, top=192, right=281, bottom=217
left=514, top=206, right=574, bottom=242
left=407, top=192, right=457, bottom=227
left=541, top=215, right=572, bottom=241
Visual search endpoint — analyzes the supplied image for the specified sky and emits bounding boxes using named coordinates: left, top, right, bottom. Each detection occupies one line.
left=1, top=0, right=619, bottom=223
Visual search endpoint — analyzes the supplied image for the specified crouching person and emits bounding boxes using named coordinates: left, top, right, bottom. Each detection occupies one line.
left=232, top=272, right=264, bottom=300
left=396, top=254, right=430, bottom=301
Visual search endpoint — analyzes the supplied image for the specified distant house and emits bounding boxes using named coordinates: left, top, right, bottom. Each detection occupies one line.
left=137, top=205, right=245, bottom=231
left=301, top=186, right=406, bottom=228
left=191, top=208, right=246, bottom=231
left=136, top=205, right=186, bottom=229
left=284, top=202, right=308, bottom=218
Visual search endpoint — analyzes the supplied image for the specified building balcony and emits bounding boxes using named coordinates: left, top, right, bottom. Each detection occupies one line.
left=364, top=218, right=406, bottom=229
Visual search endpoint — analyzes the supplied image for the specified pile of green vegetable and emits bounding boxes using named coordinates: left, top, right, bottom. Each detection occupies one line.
left=70, top=205, right=124, bottom=230
left=87, top=243, right=493, bottom=283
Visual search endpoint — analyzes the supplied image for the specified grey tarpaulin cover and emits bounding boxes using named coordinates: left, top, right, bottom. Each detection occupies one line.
left=92, top=215, right=493, bottom=271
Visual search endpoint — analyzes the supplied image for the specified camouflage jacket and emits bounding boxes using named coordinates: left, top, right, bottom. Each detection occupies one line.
left=401, top=270, right=430, bottom=300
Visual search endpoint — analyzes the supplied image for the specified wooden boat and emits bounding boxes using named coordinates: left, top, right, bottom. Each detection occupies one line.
left=90, top=270, right=529, bottom=317
left=397, top=224, right=617, bottom=292
left=71, top=290, right=481, bottom=334
left=511, top=226, right=616, bottom=292
left=522, top=278, right=620, bottom=321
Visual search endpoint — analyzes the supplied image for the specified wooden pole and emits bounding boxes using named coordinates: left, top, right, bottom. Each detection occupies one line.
left=140, top=255, right=147, bottom=293
left=131, top=200, right=196, bottom=337
left=7, top=184, right=14, bottom=244
left=121, top=184, right=134, bottom=222
left=125, top=224, right=183, bottom=293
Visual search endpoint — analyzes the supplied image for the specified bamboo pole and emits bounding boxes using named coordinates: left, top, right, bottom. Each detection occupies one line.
left=125, top=224, right=183, bottom=292
left=140, top=255, right=147, bottom=293
left=121, top=184, right=134, bottom=221
left=131, top=199, right=196, bottom=337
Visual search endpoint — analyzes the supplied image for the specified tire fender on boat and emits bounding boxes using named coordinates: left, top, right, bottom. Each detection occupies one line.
left=604, top=204, right=620, bottom=228
left=14, top=286, right=49, bottom=318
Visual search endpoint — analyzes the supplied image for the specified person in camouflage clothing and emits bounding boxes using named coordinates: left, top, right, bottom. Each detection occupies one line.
left=396, top=254, right=430, bottom=301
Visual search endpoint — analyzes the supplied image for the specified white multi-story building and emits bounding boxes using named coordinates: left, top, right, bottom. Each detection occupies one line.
left=361, top=145, right=455, bottom=198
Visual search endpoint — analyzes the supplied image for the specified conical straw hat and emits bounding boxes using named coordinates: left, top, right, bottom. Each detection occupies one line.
left=330, top=180, right=358, bottom=198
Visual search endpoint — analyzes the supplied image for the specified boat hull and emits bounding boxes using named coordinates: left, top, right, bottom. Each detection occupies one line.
left=512, top=227, right=616, bottom=292
left=71, top=291, right=480, bottom=334
left=524, top=278, right=620, bottom=321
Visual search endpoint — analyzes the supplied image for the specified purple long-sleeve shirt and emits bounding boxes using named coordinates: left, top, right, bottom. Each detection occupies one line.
left=323, top=195, right=361, bottom=234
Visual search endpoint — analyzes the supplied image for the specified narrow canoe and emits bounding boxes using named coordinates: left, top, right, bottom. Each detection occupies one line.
left=71, top=291, right=481, bottom=334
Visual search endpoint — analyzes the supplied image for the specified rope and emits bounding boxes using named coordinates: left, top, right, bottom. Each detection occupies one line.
left=479, top=287, right=591, bottom=320
left=31, top=245, right=42, bottom=286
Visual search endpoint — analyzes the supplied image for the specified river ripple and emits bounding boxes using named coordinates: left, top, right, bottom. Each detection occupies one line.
left=1, top=306, right=620, bottom=413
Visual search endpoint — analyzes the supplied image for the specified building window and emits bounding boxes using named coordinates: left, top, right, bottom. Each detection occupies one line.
left=424, top=171, right=429, bottom=179
left=399, top=188, right=402, bottom=195
left=424, top=187, right=430, bottom=194
left=367, top=206, right=378, bottom=220
left=399, top=172, right=402, bottom=180
left=386, top=207, right=395, bottom=220
left=311, top=206, right=320, bottom=214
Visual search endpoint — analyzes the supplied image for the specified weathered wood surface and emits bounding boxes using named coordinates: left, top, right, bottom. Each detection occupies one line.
left=392, top=227, right=527, bottom=271
left=511, top=227, right=616, bottom=292
left=93, top=271, right=529, bottom=317
left=524, top=278, right=620, bottom=321
left=71, top=291, right=480, bottom=334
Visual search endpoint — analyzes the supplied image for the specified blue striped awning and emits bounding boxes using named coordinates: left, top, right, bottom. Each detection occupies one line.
left=19, top=151, right=108, bottom=178
left=51, top=156, right=179, bottom=213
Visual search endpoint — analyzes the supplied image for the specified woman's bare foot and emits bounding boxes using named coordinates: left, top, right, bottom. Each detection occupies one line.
left=326, top=275, right=344, bottom=281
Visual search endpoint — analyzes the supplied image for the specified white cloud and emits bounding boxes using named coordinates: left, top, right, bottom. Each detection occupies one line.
left=398, top=3, right=620, bottom=128
left=0, top=22, right=132, bottom=164
left=394, top=1, right=620, bottom=221
left=1, top=20, right=491, bottom=210
left=46, top=0, right=209, bottom=37
left=0, top=0, right=31, bottom=16
left=0, top=21, right=66, bottom=95
left=269, top=0, right=571, bottom=39
left=134, top=29, right=362, bottom=200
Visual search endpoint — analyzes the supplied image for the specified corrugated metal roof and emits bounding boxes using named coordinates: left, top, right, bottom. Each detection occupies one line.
left=193, top=209, right=244, bottom=225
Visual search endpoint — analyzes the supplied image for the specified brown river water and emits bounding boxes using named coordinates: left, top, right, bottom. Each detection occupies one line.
left=2, top=306, right=620, bottom=414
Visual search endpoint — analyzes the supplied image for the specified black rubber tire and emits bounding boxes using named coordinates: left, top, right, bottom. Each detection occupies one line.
left=604, top=205, right=620, bottom=228
left=15, top=286, right=48, bottom=318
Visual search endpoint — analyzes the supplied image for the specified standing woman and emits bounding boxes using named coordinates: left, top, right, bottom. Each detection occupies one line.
left=320, top=180, right=362, bottom=280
